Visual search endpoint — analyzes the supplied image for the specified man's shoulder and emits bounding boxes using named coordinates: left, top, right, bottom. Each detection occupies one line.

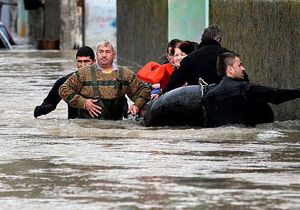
left=77, top=64, right=99, bottom=76
left=77, top=64, right=95, bottom=72
left=72, top=64, right=96, bottom=79
left=222, top=77, right=251, bottom=90
left=116, top=65, right=136, bottom=81
left=184, top=44, right=228, bottom=59
left=117, top=65, right=134, bottom=74
left=183, top=45, right=230, bottom=66
left=200, top=44, right=229, bottom=53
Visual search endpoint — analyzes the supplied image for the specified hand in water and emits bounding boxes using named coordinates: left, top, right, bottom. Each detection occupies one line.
left=151, top=94, right=160, bottom=100
left=84, top=99, right=102, bottom=118
left=128, top=104, right=139, bottom=116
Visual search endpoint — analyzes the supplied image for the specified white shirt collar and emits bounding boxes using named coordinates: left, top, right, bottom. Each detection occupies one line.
left=96, top=61, right=118, bottom=72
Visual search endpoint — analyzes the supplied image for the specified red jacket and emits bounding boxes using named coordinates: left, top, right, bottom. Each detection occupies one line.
left=137, top=62, right=173, bottom=91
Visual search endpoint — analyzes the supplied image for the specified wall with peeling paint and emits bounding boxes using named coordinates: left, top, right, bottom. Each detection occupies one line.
left=210, top=0, right=300, bottom=120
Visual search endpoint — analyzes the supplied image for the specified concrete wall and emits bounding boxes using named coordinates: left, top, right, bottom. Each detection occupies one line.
left=210, top=0, right=300, bottom=120
left=27, top=7, right=43, bottom=43
left=27, top=0, right=60, bottom=46
left=27, top=0, right=82, bottom=49
left=16, top=0, right=28, bottom=38
left=85, top=0, right=116, bottom=50
left=60, top=0, right=83, bottom=49
left=44, top=0, right=60, bottom=41
left=8, top=1, right=18, bottom=34
left=116, top=0, right=168, bottom=70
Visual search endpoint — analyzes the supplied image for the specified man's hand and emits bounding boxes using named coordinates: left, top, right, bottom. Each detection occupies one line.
left=151, top=94, right=160, bottom=100
left=84, top=99, right=102, bottom=118
left=128, top=104, right=139, bottom=116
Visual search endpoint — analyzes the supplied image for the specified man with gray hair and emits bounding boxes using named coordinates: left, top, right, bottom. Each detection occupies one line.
left=59, top=41, right=151, bottom=120
left=164, top=24, right=238, bottom=92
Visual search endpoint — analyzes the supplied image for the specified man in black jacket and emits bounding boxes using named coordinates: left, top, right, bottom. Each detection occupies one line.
left=203, top=52, right=300, bottom=127
left=164, top=25, right=230, bottom=92
left=34, top=46, right=96, bottom=118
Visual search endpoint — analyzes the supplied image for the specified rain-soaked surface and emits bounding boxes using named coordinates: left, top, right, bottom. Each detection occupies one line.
left=0, top=49, right=299, bottom=210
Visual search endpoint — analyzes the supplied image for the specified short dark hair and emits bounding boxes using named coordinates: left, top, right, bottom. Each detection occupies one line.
left=217, top=52, right=240, bottom=77
left=76, top=46, right=95, bottom=60
left=201, top=24, right=224, bottom=42
left=171, top=41, right=197, bottom=55
left=167, top=39, right=182, bottom=54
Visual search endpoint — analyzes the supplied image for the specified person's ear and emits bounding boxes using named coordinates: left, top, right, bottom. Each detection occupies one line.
left=226, top=66, right=234, bottom=75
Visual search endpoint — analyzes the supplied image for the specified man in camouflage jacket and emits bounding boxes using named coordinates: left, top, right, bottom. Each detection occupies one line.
left=59, top=41, right=151, bottom=120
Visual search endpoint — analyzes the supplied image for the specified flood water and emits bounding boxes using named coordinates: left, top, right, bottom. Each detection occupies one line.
left=0, top=49, right=299, bottom=210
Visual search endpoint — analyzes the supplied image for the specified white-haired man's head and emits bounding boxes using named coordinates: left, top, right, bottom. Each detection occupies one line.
left=96, top=41, right=116, bottom=68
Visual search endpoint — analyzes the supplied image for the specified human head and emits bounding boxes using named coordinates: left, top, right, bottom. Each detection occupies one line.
left=166, top=39, right=182, bottom=66
left=173, top=41, right=197, bottom=68
left=96, top=41, right=116, bottom=68
left=217, top=52, right=245, bottom=80
left=76, top=46, right=95, bottom=69
left=201, top=24, right=224, bottom=43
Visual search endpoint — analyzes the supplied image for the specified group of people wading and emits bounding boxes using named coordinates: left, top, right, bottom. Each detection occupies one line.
left=34, top=25, right=300, bottom=127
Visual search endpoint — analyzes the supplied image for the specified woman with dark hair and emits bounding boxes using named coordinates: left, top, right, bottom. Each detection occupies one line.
left=162, top=41, right=198, bottom=93
left=172, top=41, right=198, bottom=69
left=137, top=39, right=182, bottom=98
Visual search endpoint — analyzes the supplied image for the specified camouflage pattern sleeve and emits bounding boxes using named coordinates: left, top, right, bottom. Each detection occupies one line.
left=58, top=70, right=87, bottom=109
left=123, top=67, right=151, bottom=110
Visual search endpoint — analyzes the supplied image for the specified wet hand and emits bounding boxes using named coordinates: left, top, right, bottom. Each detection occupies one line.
left=152, top=83, right=160, bottom=89
left=151, top=94, right=160, bottom=100
left=128, top=105, right=139, bottom=116
left=84, top=99, right=102, bottom=118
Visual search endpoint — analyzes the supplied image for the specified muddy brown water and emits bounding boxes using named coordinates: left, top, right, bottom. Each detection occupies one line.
left=0, top=50, right=299, bottom=210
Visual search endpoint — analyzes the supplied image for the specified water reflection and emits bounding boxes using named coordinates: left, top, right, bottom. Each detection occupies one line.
left=0, top=49, right=299, bottom=209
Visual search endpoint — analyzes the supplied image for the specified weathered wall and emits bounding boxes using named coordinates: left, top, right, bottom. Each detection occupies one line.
left=44, top=0, right=60, bottom=41
left=27, top=0, right=82, bottom=49
left=60, top=0, right=83, bottom=49
left=210, top=0, right=300, bottom=120
left=85, top=0, right=116, bottom=49
left=117, top=0, right=168, bottom=70
left=27, top=0, right=60, bottom=46
left=27, top=7, right=43, bottom=43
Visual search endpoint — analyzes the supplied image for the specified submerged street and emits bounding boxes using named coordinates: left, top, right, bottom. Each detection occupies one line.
left=0, top=49, right=299, bottom=209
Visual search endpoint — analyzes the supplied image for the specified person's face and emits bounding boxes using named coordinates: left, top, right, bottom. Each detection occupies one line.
left=173, top=48, right=187, bottom=68
left=96, top=45, right=115, bottom=68
left=228, top=57, right=245, bottom=80
left=76, top=56, right=94, bottom=69
left=166, top=46, right=175, bottom=66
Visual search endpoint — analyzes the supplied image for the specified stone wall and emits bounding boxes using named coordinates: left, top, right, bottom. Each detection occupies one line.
left=210, top=0, right=300, bottom=120
left=116, top=0, right=168, bottom=70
